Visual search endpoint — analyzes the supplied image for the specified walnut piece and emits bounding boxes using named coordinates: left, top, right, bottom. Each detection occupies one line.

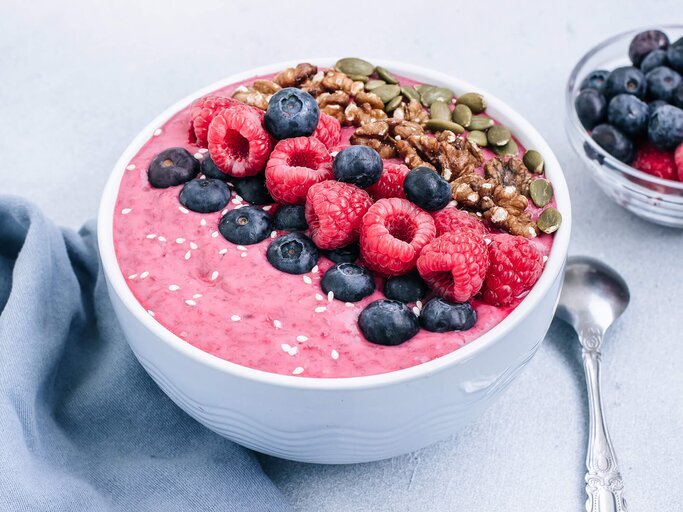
left=354, top=91, right=384, bottom=110
left=345, top=103, right=387, bottom=127
left=393, top=99, right=429, bottom=124
left=484, top=156, right=533, bottom=197
left=316, top=91, right=351, bottom=123
left=273, top=63, right=318, bottom=88
left=231, top=85, right=270, bottom=110
left=349, top=121, right=397, bottom=158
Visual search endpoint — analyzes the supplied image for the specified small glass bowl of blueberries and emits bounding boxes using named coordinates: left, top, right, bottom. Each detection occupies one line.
left=566, top=25, right=683, bottom=227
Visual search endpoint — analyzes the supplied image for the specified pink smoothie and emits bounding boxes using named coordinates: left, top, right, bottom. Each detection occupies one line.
left=113, top=71, right=555, bottom=378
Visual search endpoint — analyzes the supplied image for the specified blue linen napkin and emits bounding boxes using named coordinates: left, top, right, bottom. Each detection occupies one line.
left=0, top=196, right=293, bottom=512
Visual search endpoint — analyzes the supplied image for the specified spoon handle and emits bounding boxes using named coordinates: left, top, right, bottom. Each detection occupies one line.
left=580, top=326, right=627, bottom=512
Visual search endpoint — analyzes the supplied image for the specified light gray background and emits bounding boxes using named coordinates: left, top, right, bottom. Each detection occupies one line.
left=2, top=1, right=682, bottom=510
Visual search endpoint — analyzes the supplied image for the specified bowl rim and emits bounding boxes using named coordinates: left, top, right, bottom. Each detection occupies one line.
left=98, top=58, right=572, bottom=390
left=566, top=24, right=683, bottom=192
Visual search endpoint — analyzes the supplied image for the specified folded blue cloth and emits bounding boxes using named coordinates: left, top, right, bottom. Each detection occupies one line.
left=0, top=196, right=292, bottom=511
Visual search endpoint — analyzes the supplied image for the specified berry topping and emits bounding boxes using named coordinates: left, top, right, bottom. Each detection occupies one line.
left=480, top=234, right=544, bottom=306
left=332, top=145, right=383, bottom=188
left=200, top=155, right=228, bottom=180
left=580, top=69, right=609, bottom=93
left=148, top=148, right=200, bottom=188
left=432, top=207, right=487, bottom=237
left=607, top=94, right=649, bottom=137
left=219, top=205, right=273, bottom=245
left=632, top=142, right=678, bottom=180
left=419, top=298, right=477, bottom=332
left=266, top=232, right=319, bottom=274
left=190, top=95, right=238, bottom=147
left=273, top=204, right=308, bottom=231
left=264, top=88, right=320, bottom=140
left=265, top=136, right=333, bottom=204
left=416, top=229, right=489, bottom=303
left=305, top=181, right=373, bottom=249
left=403, top=167, right=451, bottom=211
left=233, top=173, right=274, bottom=205
left=321, top=263, right=376, bottom=302
left=645, top=66, right=682, bottom=103
left=640, top=49, right=669, bottom=74
left=178, top=178, right=231, bottom=213
left=629, top=30, right=669, bottom=67
left=675, top=143, right=683, bottom=180
left=360, top=198, right=436, bottom=276
left=323, top=243, right=360, bottom=264
left=648, top=105, right=683, bottom=150
left=603, top=66, right=647, bottom=99
left=383, top=272, right=428, bottom=303
left=312, top=113, right=342, bottom=150
left=575, top=89, right=607, bottom=130
left=591, top=124, right=634, bottom=163
left=207, top=105, right=273, bottom=178
left=366, top=162, right=410, bottom=200
left=358, top=299, right=420, bottom=346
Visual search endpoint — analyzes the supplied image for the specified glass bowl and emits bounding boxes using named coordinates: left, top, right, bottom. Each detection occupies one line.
left=566, top=25, right=683, bottom=228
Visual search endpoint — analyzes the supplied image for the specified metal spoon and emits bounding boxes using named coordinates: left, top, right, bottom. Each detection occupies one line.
left=556, top=256, right=630, bottom=512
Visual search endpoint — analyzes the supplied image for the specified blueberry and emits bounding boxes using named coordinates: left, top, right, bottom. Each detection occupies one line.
left=648, top=105, right=683, bottom=150
left=273, top=205, right=308, bottom=231
left=640, top=49, right=668, bottom=74
left=148, top=148, right=199, bottom=188
left=358, top=300, right=420, bottom=346
left=418, top=298, right=477, bottom=333
left=666, top=38, right=683, bottom=74
left=603, top=66, right=647, bottom=99
left=648, top=99, right=669, bottom=115
left=233, top=173, right=274, bottom=205
left=321, top=263, right=375, bottom=302
left=219, top=205, right=273, bottom=245
left=383, top=273, right=428, bottom=303
left=591, top=124, right=634, bottom=163
left=580, top=70, right=610, bottom=92
left=200, top=155, right=228, bottom=180
left=403, top=166, right=451, bottom=211
left=645, top=66, right=682, bottom=103
left=674, top=83, right=683, bottom=109
left=266, top=232, right=319, bottom=274
left=607, top=94, right=649, bottom=137
left=332, top=145, right=383, bottom=188
left=628, top=30, right=669, bottom=66
left=575, top=89, right=607, bottom=129
left=179, top=179, right=231, bottom=213
left=264, top=88, right=319, bottom=140
left=323, top=243, right=360, bottom=264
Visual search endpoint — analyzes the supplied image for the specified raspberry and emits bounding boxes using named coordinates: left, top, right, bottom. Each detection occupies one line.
left=311, top=113, right=342, bottom=150
left=675, top=143, right=683, bottom=181
left=306, top=181, right=373, bottom=249
left=360, top=198, right=436, bottom=276
left=480, top=234, right=544, bottom=306
left=632, top=142, right=677, bottom=181
left=416, top=229, right=488, bottom=302
left=207, top=106, right=273, bottom=178
left=190, top=95, right=239, bottom=147
left=366, top=162, right=410, bottom=200
left=432, top=207, right=487, bottom=237
left=265, top=137, right=334, bottom=204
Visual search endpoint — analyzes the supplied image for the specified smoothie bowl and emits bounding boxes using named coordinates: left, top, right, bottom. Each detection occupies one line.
left=98, top=59, right=571, bottom=463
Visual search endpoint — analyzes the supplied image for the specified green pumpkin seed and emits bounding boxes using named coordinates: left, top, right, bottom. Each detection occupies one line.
left=523, top=149, right=545, bottom=174
left=468, top=130, right=488, bottom=147
left=335, top=57, right=375, bottom=76
left=384, top=95, right=403, bottom=114
left=348, top=74, right=369, bottom=83
left=487, top=125, right=512, bottom=147
left=493, top=138, right=519, bottom=156
left=529, top=179, right=553, bottom=208
left=456, top=92, right=487, bottom=113
left=452, top=104, right=472, bottom=127
left=421, top=86, right=454, bottom=107
left=376, top=67, right=398, bottom=85
left=401, top=86, right=421, bottom=102
left=467, top=115, right=494, bottom=131
left=425, top=119, right=465, bottom=134
left=365, top=79, right=386, bottom=91
left=415, top=84, right=436, bottom=94
left=430, top=101, right=451, bottom=121
left=373, top=84, right=401, bottom=103
left=536, top=207, right=562, bottom=234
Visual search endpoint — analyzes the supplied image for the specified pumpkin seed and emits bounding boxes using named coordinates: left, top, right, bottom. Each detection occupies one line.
left=536, top=207, right=562, bottom=234
left=487, top=125, right=512, bottom=146
left=421, top=86, right=454, bottom=107
left=456, top=92, right=487, bottom=113
left=530, top=179, right=553, bottom=208
left=384, top=95, right=403, bottom=113
left=348, top=74, right=369, bottom=83
left=523, top=149, right=545, bottom=174
left=492, top=138, right=519, bottom=156
left=425, top=119, right=465, bottom=134
left=468, top=115, right=494, bottom=131
left=468, top=130, right=488, bottom=147
left=430, top=101, right=451, bottom=121
left=452, top=104, right=472, bottom=127
left=335, top=57, right=375, bottom=76
left=376, top=66, right=398, bottom=85
left=401, top=85, right=421, bottom=102
left=415, top=84, right=435, bottom=94
left=365, top=79, right=386, bottom=91
left=373, top=84, right=401, bottom=103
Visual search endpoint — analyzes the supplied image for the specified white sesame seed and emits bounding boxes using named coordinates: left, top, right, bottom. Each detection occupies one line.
left=153, top=128, right=162, bottom=136
left=296, top=335, right=308, bottom=342
left=327, top=291, right=334, bottom=302
left=200, top=218, right=207, bottom=226
left=176, top=238, right=185, bottom=244
left=192, top=293, right=202, bottom=299
left=178, top=206, right=189, bottom=214
left=236, top=245, right=247, bottom=251
left=199, top=148, right=209, bottom=154
left=189, top=242, right=198, bottom=250
left=146, top=234, right=157, bottom=239
left=543, top=255, right=549, bottom=262
left=231, top=315, right=241, bottom=321
left=185, top=300, right=197, bottom=306
left=416, top=300, right=423, bottom=309
left=169, top=284, right=180, bottom=291
left=314, top=306, right=327, bottom=313
left=128, top=274, right=137, bottom=280
left=262, top=205, right=272, bottom=211
left=281, top=344, right=298, bottom=356
left=330, top=151, right=339, bottom=157
left=303, top=276, right=312, bottom=284
left=211, top=271, right=219, bottom=281
left=281, top=343, right=292, bottom=352
left=126, top=164, right=136, bottom=171
left=234, top=204, right=245, bottom=209
left=121, top=208, right=132, bottom=215
left=147, top=310, right=155, bottom=317
left=219, top=248, right=228, bottom=255
left=412, top=306, right=420, bottom=316
left=345, top=302, right=354, bottom=307
left=211, top=231, right=219, bottom=238
left=311, top=265, right=319, bottom=273
left=315, top=293, right=324, bottom=301
left=221, top=209, right=228, bottom=216
left=331, top=350, right=339, bottom=360
left=194, top=152, right=203, bottom=159
left=139, top=271, right=149, bottom=279
left=234, top=195, right=243, bottom=202
left=157, top=236, right=167, bottom=242
left=292, top=367, right=304, bottom=375
left=484, top=237, right=492, bottom=245
left=231, top=198, right=242, bottom=205
left=240, top=252, right=247, bottom=258
left=184, top=250, right=192, bottom=260
left=270, top=231, right=278, bottom=238
left=273, top=320, right=282, bottom=329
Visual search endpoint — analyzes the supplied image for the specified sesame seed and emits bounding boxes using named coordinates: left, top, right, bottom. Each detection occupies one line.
left=221, top=209, right=228, bottom=216
left=292, top=367, right=304, bottom=375
left=234, top=204, right=245, bottom=209
left=184, top=250, right=192, bottom=260
left=231, top=198, right=241, bottom=205
left=147, top=310, right=155, bottom=317
left=330, top=151, right=339, bottom=157
left=146, top=234, right=157, bottom=239
left=303, top=276, right=312, bottom=284
left=200, top=218, right=207, bottom=226
left=484, top=238, right=492, bottom=245
left=315, top=293, right=324, bottom=301
left=296, top=335, right=308, bottom=342
left=543, top=255, right=549, bottom=262
left=416, top=300, right=423, bottom=309
left=153, top=128, right=162, bottom=136
left=219, top=248, right=228, bottom=255
left=270, top=231, right=278, bottom=238
left=189, top=242, right=198, bottom=250
left=211, top=271, right=219, bottom=281
left=126, top=164, right=136, bottom=171
left=121, top=208, right=132, bottom=215
left=185, top=299, right=197, bottom=306
left=236, top=245, right=247, bottom=251
left=331, top=350, right=339, bottom=360
left=281, top=343, right=291, bottom=352
left=139, top=271, right=150, bottom=279
left=281, top=344, right=298, bottom=356
left=231, top=315, right=241, bottom=321
left=240, top=252, right=247, bottom=258
left=262, top=205, right=272, bottom=211
left=412, top=306, right=420, bottom=316
left=176, top=238, right=185, bottom=244
left=311, top=265, right=319, bottom=273
left=194, top=152, right=203, bottom=159
left=211, top=231, right=219, bottom=238
left=192, top=293, right=202, bottom=299
left=234, top=195, right=243, bottom=202
left=345, top=302, right=354, bottom=308
left=157, top=236, right=167, bottom=242
left=178, top=206, right=189, bottom=214
left=314, top=306, right=327, bottom=313
left=128, top=274, right=137, bottom=280
left=169, top=285, right=180, bottom=291
left=327, top=291, right=334, bottom=302
left=199, top=148, right=208, bottom=154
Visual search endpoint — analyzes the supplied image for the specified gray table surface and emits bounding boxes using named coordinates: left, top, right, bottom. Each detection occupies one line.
left=2, top=1, right=682, bottom=510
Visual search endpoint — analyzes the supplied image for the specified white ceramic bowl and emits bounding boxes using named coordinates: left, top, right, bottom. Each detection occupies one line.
left=98, top=59, right=572, bottom=464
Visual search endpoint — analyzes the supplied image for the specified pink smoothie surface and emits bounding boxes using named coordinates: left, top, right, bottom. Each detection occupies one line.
left=112, top=70, right=555, bottom=378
